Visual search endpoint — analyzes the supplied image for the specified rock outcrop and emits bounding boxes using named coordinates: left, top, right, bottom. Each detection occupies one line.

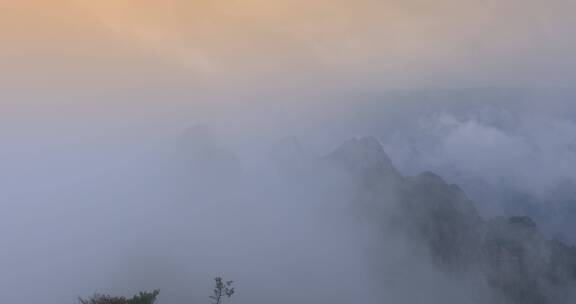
left=327, top=136, right=576, bottom=304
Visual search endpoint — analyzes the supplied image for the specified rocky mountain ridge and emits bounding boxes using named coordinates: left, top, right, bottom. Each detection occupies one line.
left=325, top=136, right=576, bottom=304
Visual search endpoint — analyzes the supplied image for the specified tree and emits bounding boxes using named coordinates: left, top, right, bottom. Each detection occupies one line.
left=209, top=277, right=235, bottom=304
left=78, top=277, right=235, bottom=304
left=78, top=290, right=160, bottom=304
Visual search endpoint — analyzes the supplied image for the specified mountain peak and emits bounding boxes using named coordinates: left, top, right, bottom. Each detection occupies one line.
left=327, top=136, right=394, bottom=169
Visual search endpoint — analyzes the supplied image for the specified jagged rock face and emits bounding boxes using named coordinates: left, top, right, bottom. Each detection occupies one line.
left=327, top=137, right=401, bottom=179
left=482, top=216, right=549, bottom=304
left=401, top=171, right=483, bottom=271
left=326, top=137, right=402, bottom=192
left=322, top=137, right=405, bottom=221
left=481, top=216, right=576, bottom=304
left=327, top=137, right=483, bottom=270
left=326, top=137, right=576, bottom=304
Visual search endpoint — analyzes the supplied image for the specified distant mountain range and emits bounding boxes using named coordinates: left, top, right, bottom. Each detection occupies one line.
left=320, top=136, right=576, bottom=304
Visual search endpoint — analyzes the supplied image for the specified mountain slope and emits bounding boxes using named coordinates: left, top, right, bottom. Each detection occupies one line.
left=324, top=136, right=576, bottom=304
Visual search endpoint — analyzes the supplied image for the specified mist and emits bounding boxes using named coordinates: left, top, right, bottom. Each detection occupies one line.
left=0, top=96, right=380, bottom=304
left=2, top=88, right=576, bottom=304
left=3, top=1, right=576, bottom=303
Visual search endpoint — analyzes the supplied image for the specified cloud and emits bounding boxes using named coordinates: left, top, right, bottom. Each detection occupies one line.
left=379, top=103, right=576, bottom=223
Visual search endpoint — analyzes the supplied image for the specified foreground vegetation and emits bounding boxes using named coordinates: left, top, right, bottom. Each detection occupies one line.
left=78, top=277, right=234, bottom=304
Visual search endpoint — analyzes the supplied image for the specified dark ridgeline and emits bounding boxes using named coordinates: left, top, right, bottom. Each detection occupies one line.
left=322, top=136, right=576, bottom=304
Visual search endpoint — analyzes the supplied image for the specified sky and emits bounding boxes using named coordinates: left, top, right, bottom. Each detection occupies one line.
left=3, top=0, right=576, bottom=93
left=3, top=0, right=576, bottom=142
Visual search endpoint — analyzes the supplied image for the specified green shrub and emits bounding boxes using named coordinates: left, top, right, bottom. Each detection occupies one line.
left=78, top=290, right=160, bottom=304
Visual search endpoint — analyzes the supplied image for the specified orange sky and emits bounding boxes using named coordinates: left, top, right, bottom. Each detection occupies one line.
left=2, top=0, right=576, bottom=90
left=2, top=0, right=576, bottom=168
